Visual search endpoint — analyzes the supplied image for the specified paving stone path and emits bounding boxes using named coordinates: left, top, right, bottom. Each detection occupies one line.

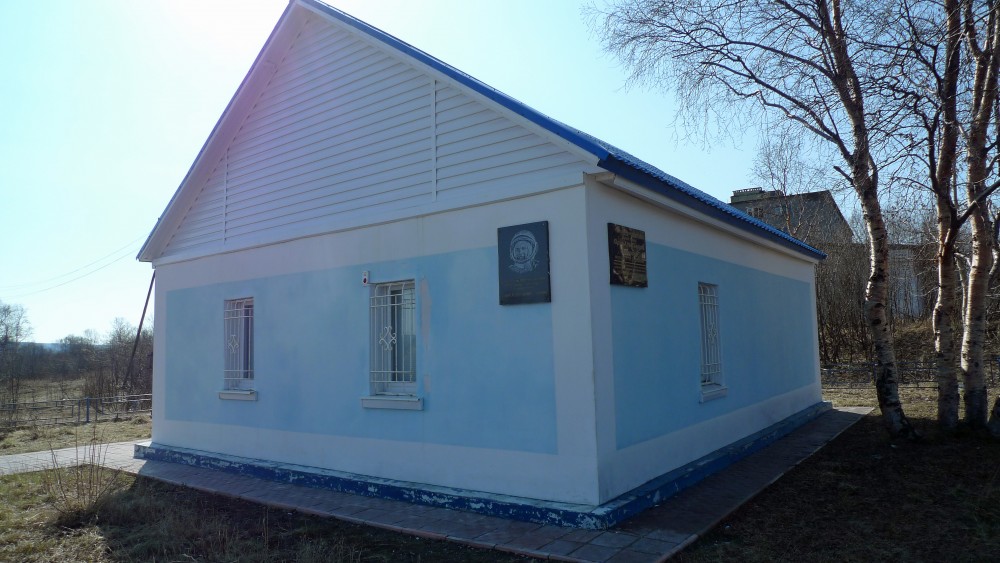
left=0, top=407, right=870, bottom=562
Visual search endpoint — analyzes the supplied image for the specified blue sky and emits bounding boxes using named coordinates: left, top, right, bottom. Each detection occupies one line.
left=0, top=0, right=760, bottom=343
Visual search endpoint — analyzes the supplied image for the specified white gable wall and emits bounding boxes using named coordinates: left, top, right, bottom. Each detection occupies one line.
left=157, top=11, right=598, bottom=264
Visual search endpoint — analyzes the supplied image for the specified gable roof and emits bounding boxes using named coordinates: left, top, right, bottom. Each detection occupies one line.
left=139, top=0, right=824, bottom=262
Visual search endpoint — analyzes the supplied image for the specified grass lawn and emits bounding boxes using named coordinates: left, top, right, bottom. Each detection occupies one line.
left=0, top=387, right=996, bottom=561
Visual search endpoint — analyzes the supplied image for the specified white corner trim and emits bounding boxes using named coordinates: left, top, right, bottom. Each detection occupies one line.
left=219, top=390, right=258, bottom=401
left=361, top=395, right=424, bottom=410
left=700, top=384, right=728, bottom=403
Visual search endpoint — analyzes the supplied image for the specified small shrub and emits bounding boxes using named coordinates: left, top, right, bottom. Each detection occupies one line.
left=41, top=426, right=125, bottom=521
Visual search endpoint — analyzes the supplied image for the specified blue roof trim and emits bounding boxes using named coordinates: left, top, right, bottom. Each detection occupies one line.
left=597, top=154, right=827, bottom=259
left=299, top=0, right=824, bottom=260
left=139, top=1, right=298, bottom=262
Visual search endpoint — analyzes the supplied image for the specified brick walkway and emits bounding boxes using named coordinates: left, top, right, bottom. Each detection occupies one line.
left=0, top=440, right=142, bottom=476
left=0, top=407, right=870, bottom=562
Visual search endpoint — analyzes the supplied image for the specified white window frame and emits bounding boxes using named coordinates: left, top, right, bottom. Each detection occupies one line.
left=222, top=297, right=255, bottom=399
left=363, top=279, right=421, bottom=410
left=698, top=283, right=727, bottom=401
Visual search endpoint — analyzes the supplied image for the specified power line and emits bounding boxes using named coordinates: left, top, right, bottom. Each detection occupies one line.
left=0, top=237, right=146, bottom=300
left=0, top=235, right=146, bottom=291
left=1, top=249, right=138, bottom=300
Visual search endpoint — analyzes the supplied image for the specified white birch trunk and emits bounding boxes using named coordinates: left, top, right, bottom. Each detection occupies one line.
left=935, top=230, right=960, bottom=430
left=961, top=205, right=993, bottom=427
left=960, top=0, right=1000, bottom=429
left=859, top=177, right=914, bottom=437
left=931, top=0, right=962, bottom=430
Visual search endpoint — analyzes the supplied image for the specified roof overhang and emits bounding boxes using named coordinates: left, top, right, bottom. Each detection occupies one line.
left=137, top=2, right=301, bottom=263
left=592, top=171, right=825, bottom=264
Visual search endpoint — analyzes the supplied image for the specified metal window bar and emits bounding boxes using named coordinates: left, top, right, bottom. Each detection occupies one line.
left=224, top=298, right=254, bottom=390
left=370, top=281, right=416, bottom=395
left=699, top=283, right=722, bottom=385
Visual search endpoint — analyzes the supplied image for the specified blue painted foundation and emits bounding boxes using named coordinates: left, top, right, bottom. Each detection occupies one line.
left=135, top=401, right=830, bottom=529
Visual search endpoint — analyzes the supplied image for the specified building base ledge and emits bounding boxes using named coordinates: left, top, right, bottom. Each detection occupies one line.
left=135, top=401, right=830, bottom=529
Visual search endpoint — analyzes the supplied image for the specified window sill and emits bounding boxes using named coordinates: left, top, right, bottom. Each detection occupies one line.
left=361, top=395, right=423, bottom=410
left=219, top=390, right=257, bottom=401
left=700, top=384, right=728, bottom=403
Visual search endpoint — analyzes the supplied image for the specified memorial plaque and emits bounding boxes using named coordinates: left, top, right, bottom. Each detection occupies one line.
left=608, top=223, right=648, bottom=287
left=498, top=221, right=551, bottom=305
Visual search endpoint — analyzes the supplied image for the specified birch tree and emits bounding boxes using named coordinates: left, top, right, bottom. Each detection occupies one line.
left=880, top=0, right=966, bottom=428
left=960, top=0, right=1000, bottom=429
left=591, top=0, right=917, bottom=437
left=929, top=0, right=966, bottom=429
left=871, top=0, right=1000, bottom=430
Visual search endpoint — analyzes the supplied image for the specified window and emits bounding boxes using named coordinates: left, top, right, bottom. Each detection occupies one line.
left=369, top=280, right=416, bottom=396
left=698, top=283, right=726, bottom=400
left=224, top=298, right=254, bottom=391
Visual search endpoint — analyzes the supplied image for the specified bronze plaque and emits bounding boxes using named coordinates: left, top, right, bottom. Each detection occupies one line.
left=609, top=223, right=648, bottom=287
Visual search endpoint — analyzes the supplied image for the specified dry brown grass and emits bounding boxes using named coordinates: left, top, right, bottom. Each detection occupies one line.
left=0, top=417, right=151, bottom=456
left=4, top=382, right=996, bottom=561
left=0, top=471, right=538, bottom=562
left=18, top=376, right=87, bottom=403
left=675, top=386, right=1000, bottom=562
left=0, top=375, right=150, bottom=455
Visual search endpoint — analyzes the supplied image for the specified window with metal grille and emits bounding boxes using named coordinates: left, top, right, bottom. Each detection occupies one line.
left=370, top=280, right=416, bottom=395
left=698, top=283, right=722, bottom=388
left=224, top=298, right=254, bottom=391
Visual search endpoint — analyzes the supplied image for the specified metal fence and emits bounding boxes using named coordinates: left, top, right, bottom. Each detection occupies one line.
left=0, top=394, right=151, bottom=429
left=822, top=361, right=1000, bottom=388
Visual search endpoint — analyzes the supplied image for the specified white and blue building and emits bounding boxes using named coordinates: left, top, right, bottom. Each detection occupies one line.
left=136, top=0, right=826, bottom=528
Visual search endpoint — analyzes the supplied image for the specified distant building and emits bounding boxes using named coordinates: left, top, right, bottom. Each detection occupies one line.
left=730, top=188, right=853, bottom=247
left=889, top=245, right=924, bottom=318
left=730, top=188, right=923, bottom=319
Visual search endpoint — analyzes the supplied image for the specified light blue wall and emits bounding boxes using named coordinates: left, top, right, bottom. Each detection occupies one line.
left=164, top=246, right=558, bottom=454
left=612, top=243, right=816, bottom=449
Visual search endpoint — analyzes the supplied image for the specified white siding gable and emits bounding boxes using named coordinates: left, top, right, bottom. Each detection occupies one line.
left=159, top=13, right=597, bottom=262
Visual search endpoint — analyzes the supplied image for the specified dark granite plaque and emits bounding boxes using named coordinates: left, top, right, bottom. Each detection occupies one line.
left=498, top=221, right=551, bottom=305
left=608, top=223, right=648, bottom=287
